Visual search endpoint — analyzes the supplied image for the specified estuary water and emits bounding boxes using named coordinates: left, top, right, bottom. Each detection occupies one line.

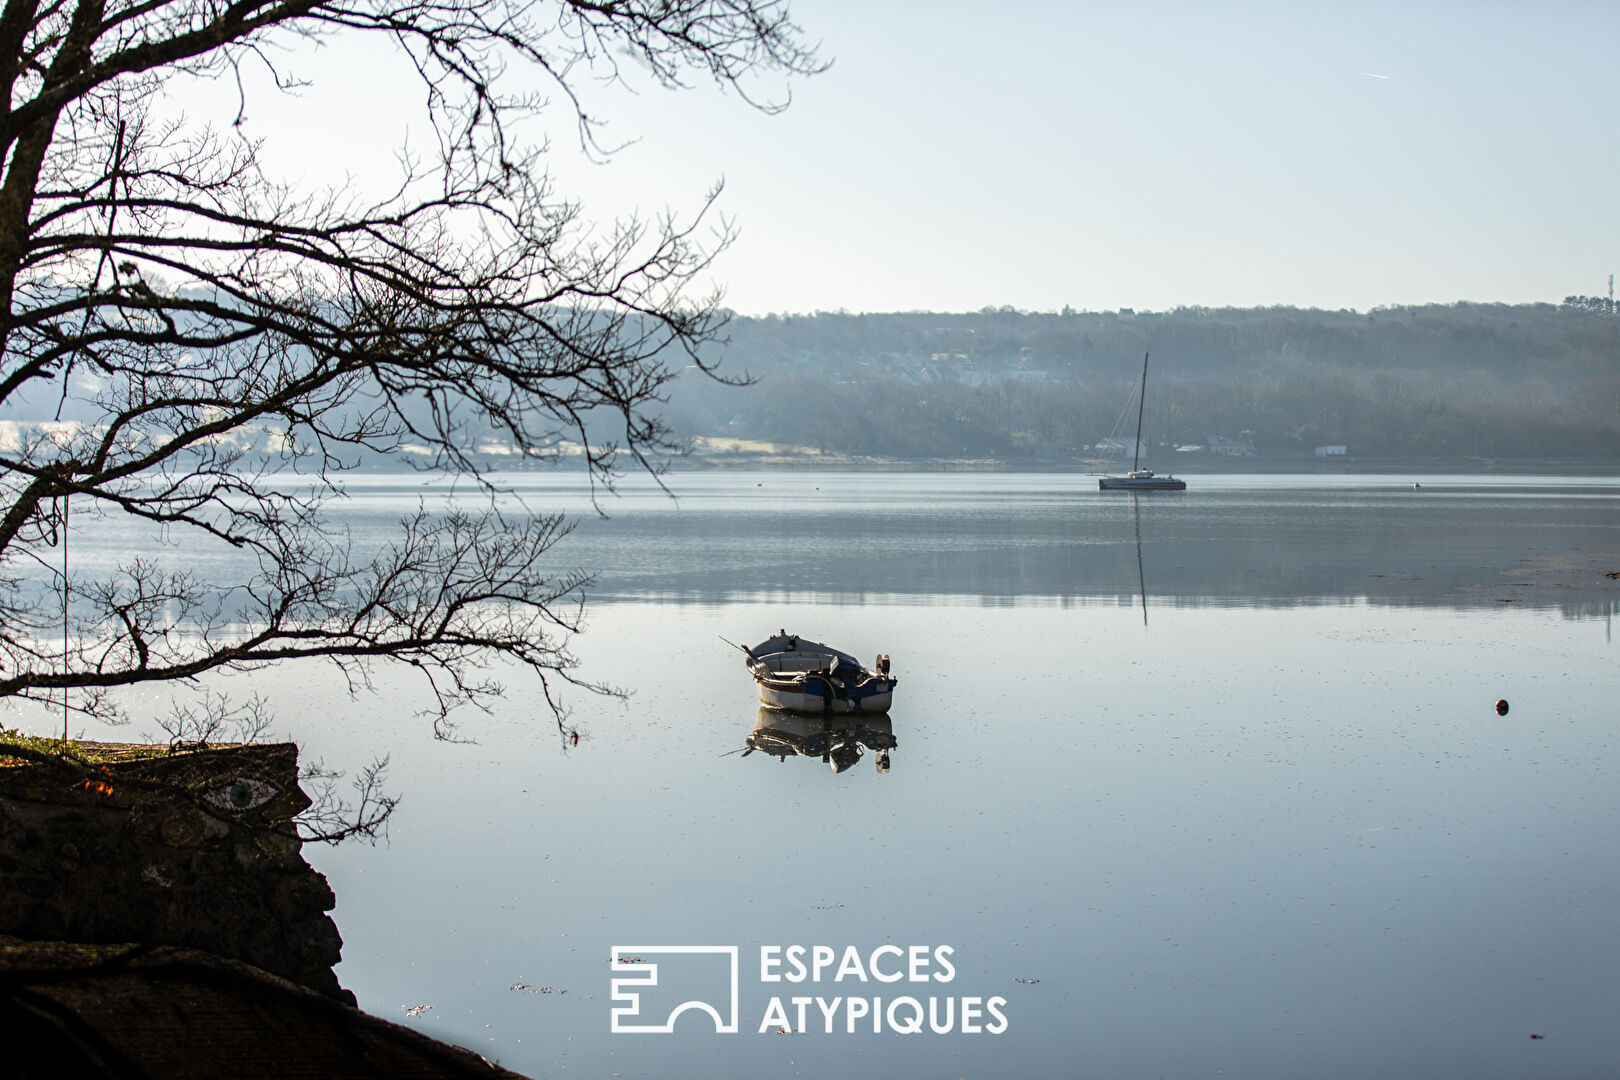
left=40, top=471, right=1620, bottom=1078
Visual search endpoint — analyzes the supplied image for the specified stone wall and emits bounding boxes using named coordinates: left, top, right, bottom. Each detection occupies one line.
left=0, top=743, right=350, bottom=1003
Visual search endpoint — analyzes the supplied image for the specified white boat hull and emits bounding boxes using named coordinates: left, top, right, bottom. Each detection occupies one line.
left=743, top=630, right=897, bottom=715
left=755, top=681, right=895, bottom=714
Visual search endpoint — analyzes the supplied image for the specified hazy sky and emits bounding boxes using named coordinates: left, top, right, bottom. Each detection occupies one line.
left=197, top=0, right=1618, bottom=315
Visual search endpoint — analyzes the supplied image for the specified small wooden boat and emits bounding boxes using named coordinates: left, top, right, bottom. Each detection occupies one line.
left=741, top=630, right=897, bottom=714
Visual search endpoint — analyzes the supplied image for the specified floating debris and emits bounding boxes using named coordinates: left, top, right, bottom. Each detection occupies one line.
left=1529, top=1033, right=1545, bottom=1040
left=510, top=982, right=566, bottom=994
left=613, top=955, right=645, bottom=964
left=402, top=1004, right=433, bottom=1018
left=1013, top=978, right=1040, bottom=984
left=1496, top=699, right=1510, bottom=716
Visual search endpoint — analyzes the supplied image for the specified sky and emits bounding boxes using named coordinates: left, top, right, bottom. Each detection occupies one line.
left=186, top=0, right=1619, bottom=316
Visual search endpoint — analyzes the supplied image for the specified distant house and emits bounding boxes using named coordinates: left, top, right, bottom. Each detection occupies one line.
left=1205, top=435, right=1257, bottom=457
left=1314, top=445, right=1348, bottom=457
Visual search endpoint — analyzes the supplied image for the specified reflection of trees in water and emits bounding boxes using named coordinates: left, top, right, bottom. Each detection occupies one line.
left=579, top=487, right=1620, bottom=619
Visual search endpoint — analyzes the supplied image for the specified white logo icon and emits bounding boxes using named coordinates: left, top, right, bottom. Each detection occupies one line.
left=609, top=946, right=740, bottom=1034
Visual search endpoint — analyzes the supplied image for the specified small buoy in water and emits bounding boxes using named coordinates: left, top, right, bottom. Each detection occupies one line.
left=1495, top=699, right=1510, bottom=716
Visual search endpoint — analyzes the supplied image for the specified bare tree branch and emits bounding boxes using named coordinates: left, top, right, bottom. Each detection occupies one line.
left=0, top=0, right=818, bottom=736
left=296, top=753, right=398, bottom=844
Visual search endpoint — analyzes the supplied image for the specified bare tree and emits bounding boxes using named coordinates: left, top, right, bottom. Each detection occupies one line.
left=0, top=0, right=820, bottom=737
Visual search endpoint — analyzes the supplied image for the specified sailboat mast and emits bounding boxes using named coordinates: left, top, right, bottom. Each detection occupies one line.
left=1133, top=351, right=1149, bottom=472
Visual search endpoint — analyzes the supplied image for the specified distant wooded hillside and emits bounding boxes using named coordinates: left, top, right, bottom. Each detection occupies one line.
left=668, top=302, right=1620, bottom=459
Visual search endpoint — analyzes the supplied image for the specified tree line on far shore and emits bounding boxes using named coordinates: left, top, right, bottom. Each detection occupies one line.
left=667, top=301, right=1620, bottom=459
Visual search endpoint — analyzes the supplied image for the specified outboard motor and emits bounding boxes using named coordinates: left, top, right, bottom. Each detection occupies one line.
left=827, top=655, right=851, bottom=688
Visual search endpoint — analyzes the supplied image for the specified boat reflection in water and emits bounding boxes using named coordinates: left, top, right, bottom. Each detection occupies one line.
left=739, top=707, right=897, bottom=774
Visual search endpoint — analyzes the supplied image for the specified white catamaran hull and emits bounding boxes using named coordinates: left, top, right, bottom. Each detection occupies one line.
left=1099, top=474, right=1186, bottom=490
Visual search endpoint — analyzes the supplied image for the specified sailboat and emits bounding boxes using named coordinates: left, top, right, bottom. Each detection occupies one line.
left=1099, top=351, right=1186, bottom=491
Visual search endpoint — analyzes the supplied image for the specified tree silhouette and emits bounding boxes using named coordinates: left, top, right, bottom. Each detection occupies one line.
left=0, top=0, right=820, bottom=736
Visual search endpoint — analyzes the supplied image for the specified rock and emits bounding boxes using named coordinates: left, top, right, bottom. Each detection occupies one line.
left=0, top=744, right=345, bottom=1001
left=0, top=743, right=532, bottom=1077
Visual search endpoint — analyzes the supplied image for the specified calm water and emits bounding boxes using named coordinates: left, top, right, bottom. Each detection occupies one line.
left=29, top=472, right=1620, bottom=1078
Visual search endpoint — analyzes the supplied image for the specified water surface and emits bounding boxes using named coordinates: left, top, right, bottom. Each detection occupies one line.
left=34, top=472, right=1620, bottom=1079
